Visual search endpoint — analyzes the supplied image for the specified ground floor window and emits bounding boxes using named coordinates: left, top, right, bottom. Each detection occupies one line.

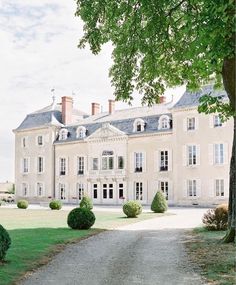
left=215, top=179, right=224, bottom=197
left=109, top=184, right=113, bottom=199
left=119, top=183, right=124, bottom=198
left=37, top=182, right=43, bottom=196
left=93, top=184, right=98, bottom=199
left=135, top=182, right=143, bottom=201
left=159, top=181, right=168, bottom=200
left=22, top=183, right=28, bottom=196
left=59, top=183, right=66, bottom=200
left=77, top=183, right=84, bottom=200
left=103, top=184, right=107, bottom=199
left=187, top=180, right=197, bottom=197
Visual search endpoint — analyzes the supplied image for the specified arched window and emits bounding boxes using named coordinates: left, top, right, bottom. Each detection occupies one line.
left=59, top=128, right=68, bottom=140
left=133, top=118, right=145, bottom=132
left=76, top=126, right=87, bottom=139
left=158, top=115, right=171, bottom=130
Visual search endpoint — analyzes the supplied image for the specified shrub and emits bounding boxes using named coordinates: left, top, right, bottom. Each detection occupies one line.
left=49, top=200, right=62, bottom=210
left=202, top=204, right=228, bottom=230
left=80, top=195, right=93, bottom=210
left=151, top=191, right=168, bottom=213
left=67, top=207, right=95, bottom=229
left=0, top=225, right=11, bottom=261
left=17, top=200, right=28, bottom=209
left=123, top=201, right=142, bottom=218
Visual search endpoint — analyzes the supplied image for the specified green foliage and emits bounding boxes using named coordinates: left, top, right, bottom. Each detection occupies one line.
left=75, top=0, right=235, bottom=105
left=67, top=208, right=96, bottom=229
left=0, top=224, right=11, bottom=261
left=49, top=200, right=62, bottom=210
left=7, top=184, right=15, bottom=194
left=123, top=200, right=142, bottom=218
left=79, top=195, right=93, bottom=210
left=151, top=191, right=168, bottom=213
left=17, top=200, right=28, bottom=209
left=202, top=204, right=228, bottom=231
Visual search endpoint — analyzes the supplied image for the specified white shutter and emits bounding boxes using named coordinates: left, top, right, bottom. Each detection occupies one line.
left=74, top=156, right=77, bottom=176
left=56, top=158, right=59, bottom=176
left=209, top=115, right=214, bottom=128
left=209, top=179, right=215, bottom=197
left=130, top=153, right=134, bottom=173
left=34, top=157, right=37, bottom=174
left=195, top=117, right=199, bottom=130
left=155, top=151, right=159, bottom=172
left=196, top=179, right=201, bottom=198
left=208, top=144, right=214, bottom=165
left=168, top=149, right=172, bottom=171
left=66, top=157, right=69, bottom=176
left=182, top=145, right=187, bottom=166
left=196, top=145, right=200, bottom=166
left=28, top=158, right=31, bottom=174
left=143, top=152, right=146, bottom=172
left=183, top=180, right=188, bottom=198
left=84, top=156, right=88, bottom=174
left=20, top=158, right=23, bottom=173
left=34, top=183, right=37, bottom=196
left=168, top=180, right=173, bottom=201
left=183, top=118, right=187, bottom=132
left=223, top=143, right=228, bottom=165
left=43, top=156, right=45, bottom=174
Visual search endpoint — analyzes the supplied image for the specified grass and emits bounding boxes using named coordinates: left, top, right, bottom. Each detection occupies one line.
left=0, top=207, right=165, bottom=284
left=185, top=227, right=236, bottom=285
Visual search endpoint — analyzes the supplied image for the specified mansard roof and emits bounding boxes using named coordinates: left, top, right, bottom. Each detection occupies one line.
left=173, top=85, right=227, bottom=109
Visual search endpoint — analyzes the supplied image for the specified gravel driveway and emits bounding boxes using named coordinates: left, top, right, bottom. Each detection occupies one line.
left=20, top=208, right=206, bottom=285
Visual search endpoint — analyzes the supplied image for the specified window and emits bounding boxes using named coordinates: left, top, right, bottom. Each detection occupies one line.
left=59, top=183, right=66, bottom=200
left=59, top=129, right=68, bottom=140
left=214, top=144, right=224, bottom=164
left=109, top=184, right=113, bottom=199
left=160, top=181, right=169, bottom=200
left=133, top=118, right=145, bottom=132
left=37, top=182, right=43, bottom=196
left=77, top=183, right=84, bottom=200
left=22, top=183, right=28, bottom=196
left=187, top=180, right=197, bottom=197
left=118, top=156, right=124, bottom=169
left=103, top=184, right=107, bottom=199
left=77, top=157, right=84, bottom=175
left=187, top=145, right=197, bottom=166
left=161, top=118, right=168, bottom=129
left=134, top=152, right=143, bottom=172
left=92, top=158, right=98, bottom=170
left=119, top=183, right=124, bottom=198
left=187, top=117, right=195, bottom=130
left=160, top=151, right=168, bottom=171
left=23, top=158, right=29, bottom=173
left=22, top=137, right=27, bottom=148
left=76, top=126, right=87, bottom=138
left=37, top=136, right=43, bottom=146
left=93, top=184, right=98, bottom=199
left=37, top=157, right=43, bottom=173
left=158, top=115, right=171, bottom=130
left=214, top=115, right=222, bottom=127
left=59, top=158, right=66, bottom=175
left=135, top=182, right=143, bottom=200
left=215, top=179, right=224, bottom=197
left=102, top=151, right=114, bottom=170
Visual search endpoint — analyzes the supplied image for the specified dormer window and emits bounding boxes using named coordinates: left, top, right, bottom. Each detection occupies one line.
left=133, top=118, right=145, bottom=132
left=76, top=126, right=87, bottom=139
left=158, top=115, right=171, bottom=130
left=59, top=129, right=68, bottom=140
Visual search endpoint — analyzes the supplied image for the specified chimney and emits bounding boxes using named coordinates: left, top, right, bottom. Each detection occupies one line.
left=62, top=96, right=73, bottom=125
left=159, top=96, right=166, bottom=104
left=91, top=102, right=100, bottom=115
left=108, top=99, right=115, bottom=114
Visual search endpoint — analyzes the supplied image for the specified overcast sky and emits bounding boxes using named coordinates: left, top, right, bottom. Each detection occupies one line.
left=0, top=0, right=185, bottom=182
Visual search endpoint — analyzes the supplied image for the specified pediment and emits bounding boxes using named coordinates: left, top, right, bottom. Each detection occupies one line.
left=86, top=123, right=126, bottom=140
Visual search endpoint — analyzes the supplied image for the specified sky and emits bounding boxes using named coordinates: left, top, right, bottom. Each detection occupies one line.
left=0, top=0, right=185, bottom=182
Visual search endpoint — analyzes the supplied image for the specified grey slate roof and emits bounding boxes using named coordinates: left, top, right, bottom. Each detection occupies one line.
left=173, top=85, right=227, bottom=109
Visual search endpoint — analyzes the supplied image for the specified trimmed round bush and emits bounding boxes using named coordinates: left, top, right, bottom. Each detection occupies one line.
left=67, top=207, right=95, bottom=229
left=80, top=195, right=93, bottom=210
left=202, top=204, right=228, bottom=231
left=0, top=224, right=11, bottom=261
left=151, top=191, right=168, bottom=213
left=123, top=201, right=142, bottom=218
left=49, top=200, right=62, bottom=210
left=17, top=199, right=28, bottom=209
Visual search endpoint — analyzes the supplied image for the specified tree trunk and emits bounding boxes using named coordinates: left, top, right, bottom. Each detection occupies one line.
left=222, top=56, right=236, bottom=243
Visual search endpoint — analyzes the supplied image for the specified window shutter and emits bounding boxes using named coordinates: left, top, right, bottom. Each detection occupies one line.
left=143, top=152, right=146, bottom=172
left=196, top=179, right=201, bottom=198
left=168, top=180, right=173, bottom=200
left=34, top=183, right=37, bottom=196
left=28, top=158, right=31, bottom=174
left=84, top=156, right=88, bottom=174
left=56, top=158, right=59, bottom=176
left=34, top=157, right=38, bottom=174
left=168, top=149, right=172, bottom=171
left=74, top=156, right=77, bottom=176
left=155, top=151, right=159, bottom=172
left=196, top=145, right=200, bottom=166
left=20, top=158, right=23, bottom=173
left=183, top=118, right=187, bottom=132
left=209, top=115, right=213, bottom=128
left=209, top=179, right=215, bottom=197
left=66, top=157, right=69, bottom=176
left=183, top=180, right=187, bottom=198
left=195, top=117, right=199, bottom=130
left=130, top=153, right=134, bottom=173
left=208, top=144, right=214, bottom=165
left=182, top=145, right=187, bottom=166
left=223, top=143, right=228, bottom=165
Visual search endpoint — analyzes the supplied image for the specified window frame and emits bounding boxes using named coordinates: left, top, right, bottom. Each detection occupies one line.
left=160, top=150, right=168, bottom=171
left=135, top=182, right=143, bottom=201
left=59, top=158, right=66, bottom=175
left=187, top=145, right=197, bottom=166
left=134, top=152, right=143, bottom=173
left=187, top=117, right=196, bottom=131
left=214, top=143, right=224, bottom=165
left=187, top=180, right=197, bottom=197
left=77, top=156, right=85, bottom=175
left=215, top=179, right=224, bottom=197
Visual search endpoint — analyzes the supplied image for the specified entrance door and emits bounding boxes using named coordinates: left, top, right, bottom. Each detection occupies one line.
left=59, top=183, right=67, bottom=201
left=102, top=183, right=114, bottom=204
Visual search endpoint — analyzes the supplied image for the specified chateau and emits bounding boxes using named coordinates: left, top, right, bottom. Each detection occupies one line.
left=13, top=85, right=233, bottom=206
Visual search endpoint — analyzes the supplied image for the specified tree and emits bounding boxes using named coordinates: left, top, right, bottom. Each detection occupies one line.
left=75, top=0, right=236, bottom=242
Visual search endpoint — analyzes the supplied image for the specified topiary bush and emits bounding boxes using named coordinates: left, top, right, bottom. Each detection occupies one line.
left=79, top=195, right=93, bottom=210
left=0, top=224, right=11, bottom=261
left=49, top=200, right=62, bottom=210
left=123, top=200, right=142, bottom=218
left=151, top=191, right=168, bottom=213
left=67, top=207, right=95, bottom=229
left=202, top=204, right=228, bottom=231
left=17, top=199, right=28, bottom=209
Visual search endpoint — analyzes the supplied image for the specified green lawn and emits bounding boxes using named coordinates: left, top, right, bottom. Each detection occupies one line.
left=0, top=207, right=165, bottom=285
left=185, top=228, right=236, bottom=285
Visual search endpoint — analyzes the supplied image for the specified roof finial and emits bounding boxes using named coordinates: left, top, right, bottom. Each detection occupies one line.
left=51, top=88, right=56, bottom=109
